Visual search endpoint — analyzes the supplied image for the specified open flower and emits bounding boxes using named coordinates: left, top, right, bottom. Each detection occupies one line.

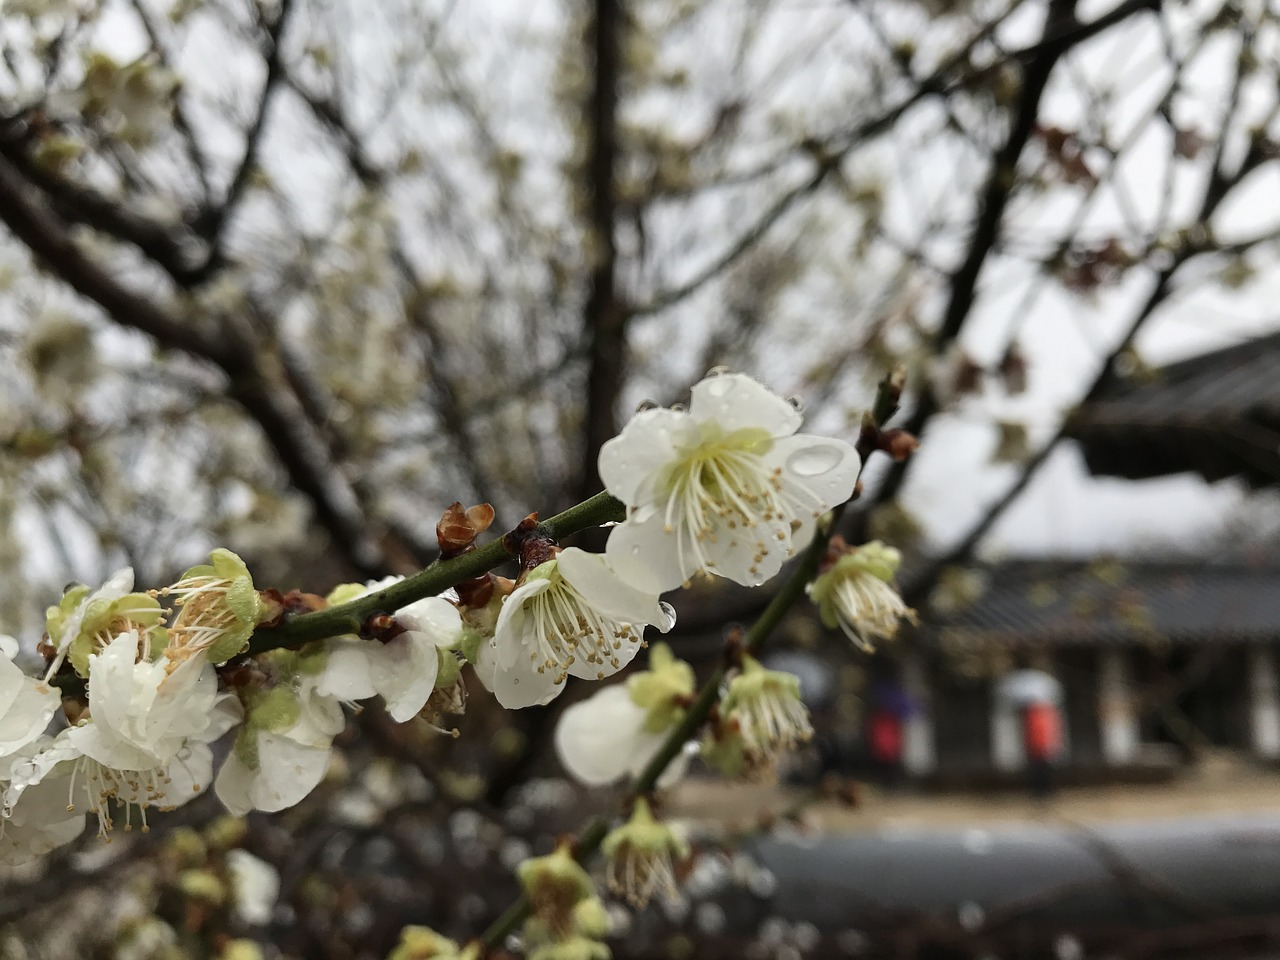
left=703, top=656, right=812, bottom=779
left=0, top=738, right=85, bottom=864
left=601, top=372, right=860, bottom=593
left=316, top=579, right=465, bottom=722
left=215, top=649, right=345, bottom=815
left=42, top=567, right=134, bottom=678
left=8, top=629, right=240, bottom=836
left=554, top=643, right=694, bottom=787
left=601, top=797, right=690, bottom=907
left=806, top=540, right=916, bottom=652
left=475, top=548, right=675, bottom=709
left=161, top=548, right=264, bottom=665
left=0, top=635, right=59, bottom=756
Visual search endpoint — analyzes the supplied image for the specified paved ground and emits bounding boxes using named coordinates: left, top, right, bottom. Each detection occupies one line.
left=665, top=751, right=1280, bottom=832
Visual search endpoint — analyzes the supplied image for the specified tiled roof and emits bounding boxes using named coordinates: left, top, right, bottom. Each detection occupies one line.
left=1065, top=332, right=1280, bottom=486
left=923, top=560, right=1280, bottom=648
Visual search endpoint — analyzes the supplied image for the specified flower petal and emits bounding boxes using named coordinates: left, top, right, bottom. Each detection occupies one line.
left=604, top=509, right=691, bottom=594
left=555, top=685, right=653, bottom=786
left=314, top=638, right=378, bottom=702
left=689, top=373, right=801, bottom=437
left=485, top=642, right=563, bottom=709
left=557, top=548, right=675, bottom=629
left=766, top=433, right=861, bottom=511
left=599, top=408, right=690, bottom=505
left=396, top=596, right=464, bottom=648
left=369, top=631, right=440, bottom=722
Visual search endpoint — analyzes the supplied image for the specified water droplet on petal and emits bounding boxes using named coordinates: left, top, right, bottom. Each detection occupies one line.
left=658, top=600, right=677, bottom=628
left=705, top=377, right=732, bottom=398
left=706, top=365, right=730, bottom=377
left=786, top=395, right=806, bottom=413
left=635, top=399, right=659, bottom=412
left=785, top=445, right=844, bottom=477
left=671, top=402, right=686, bottom=412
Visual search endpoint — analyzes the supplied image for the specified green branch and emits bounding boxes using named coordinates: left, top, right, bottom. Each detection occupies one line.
left=248, top=491, right=625, bottom=654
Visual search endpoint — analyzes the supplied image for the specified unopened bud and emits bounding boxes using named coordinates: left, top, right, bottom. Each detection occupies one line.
left=437, top=502, right=496, bottom=557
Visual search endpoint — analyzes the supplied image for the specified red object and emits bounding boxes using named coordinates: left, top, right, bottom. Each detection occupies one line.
left=868, top=709, right=903, bottom=764
left=1024, top=702, right=1062, bottom=761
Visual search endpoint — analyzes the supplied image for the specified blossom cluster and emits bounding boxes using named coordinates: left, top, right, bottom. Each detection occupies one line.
left=0, top=370, right=914, bottom=941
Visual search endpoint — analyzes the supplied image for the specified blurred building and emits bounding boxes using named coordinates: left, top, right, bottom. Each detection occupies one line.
left=890, top=332, right=1280, bottom=785
left=905, top=560, right=1280, bottom=784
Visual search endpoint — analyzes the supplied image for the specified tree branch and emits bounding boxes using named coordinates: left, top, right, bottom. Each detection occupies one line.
left=577, top=0, right=625, bottom=502
left=0, top=153, right=390, bottom=576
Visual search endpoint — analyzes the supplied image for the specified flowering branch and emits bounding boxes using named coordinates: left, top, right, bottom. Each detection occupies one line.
left=478, top=369, right=905, bottom=952
left=247, top=491, right=626, bottom=653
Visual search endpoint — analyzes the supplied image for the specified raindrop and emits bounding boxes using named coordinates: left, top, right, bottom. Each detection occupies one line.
left=786, top=445, right=844, bottom=477
left=636, top=399, right=659, bottom=412
left=705, top=377, right=733, bottom=398
left=786, top=395, right=806, bottom=413
left=671, top=402, right=687, bottom=412
left=962, top=828, right=993, bottom=855
left=706, top=365, right=730, bottom=377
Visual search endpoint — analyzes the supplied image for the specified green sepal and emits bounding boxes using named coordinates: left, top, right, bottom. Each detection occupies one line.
left=627, top=643, right=695, bottom=733
left=45, top=584, right=90, bottom=643
left=458, top=626, right=483, bottom=666
left=326, top=582, right=366, bottom=607
left=435, top=648, right=462, bottom=689
left=517, top=843, right=594, bottom=905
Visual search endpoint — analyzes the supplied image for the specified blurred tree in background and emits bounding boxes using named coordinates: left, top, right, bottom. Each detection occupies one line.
left=1, top=0, right=1279, bottom=956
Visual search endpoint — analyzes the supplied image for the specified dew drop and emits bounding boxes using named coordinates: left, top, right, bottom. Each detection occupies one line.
left=635, top=399, right=659, bottom=412
left=671, top=402, right=686, bottom=412
left=786, top=394, right=806, bottom=413
left=705, top=377, right=732, bottom=398
left=706, top=364, right=730, bottom=377
left=786, top=445, right=844, bottom=477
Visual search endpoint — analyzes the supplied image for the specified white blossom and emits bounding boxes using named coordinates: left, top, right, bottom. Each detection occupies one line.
left=215, top=663, right=345, bottom=816
left=554, top=684, right=693, bottom=788
left=600, top=372, right=860, bottom=593
left=6, top=630, right=240, bottom=836
left=475, top=548, right=675, bottom=709
left=42, top=567, right=134, bottom=679
left=0, top=738, right=85, bottom=864
left=315, top=579, right=464, bottom=722
left=554, top=643, right=694, bottom=787
left=0, top=635, right=59, bottom=757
